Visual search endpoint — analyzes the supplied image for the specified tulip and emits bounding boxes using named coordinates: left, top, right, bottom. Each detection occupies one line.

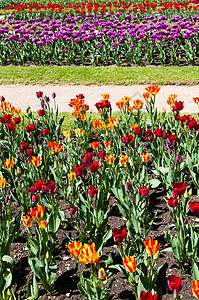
left=0, top=177, right=6, bottom=188
left=145, top=85, right=161, bottom=96
left=91, top=141, right=99, bottom=150
left=20, top=142, right=28, bottom=150
left=68, top=205, right=78, bottom=217
left=4, top=158, right=14, bottom=169
left=139, top=186, right=150, bottom=197
left=105, top=155, right=114, bottom=165
left=29, top=205, right=45, bottom=222
left=144, top=238, right=160, bottom=256
left=112, top=227, right=126, bottom=242
left=23, top=215, right=32, bottom=227
left=32, top=194, right=39, bottom=203
left=172, top=182, right=187, bottom=196
left=68, top=172, right=76, bottom=181
left=87, top=161, right=99, bottom=173
left=29, top=156, right=41, bottom=167
left=140, top=291, right=158, bottom=300
left=39, top=220, right=47, bottom=230
left=167, top=275, right=183, bottom=292
left=42, top=128, right=49, bottom=136
left=88, top=186, right=98, bottom=198
left=123, top=256, right=137, bottom=273
left=189, top=201, right=199, bottom=214
left=78, top=242, right=100, bottom=264
left=167, top=197, right=178, bottom=208
left=192, top=280, right=199, bottom=298
left=68, top=240, right=82, bottom=257
left=73, top=165, right=84, bottom=176
left=141, top=153, right=149, bottom=163
left=120, top=155, right=128, bottom=165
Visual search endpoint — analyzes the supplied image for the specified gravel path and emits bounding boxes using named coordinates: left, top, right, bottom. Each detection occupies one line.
left=0, top=84, right=198, bottom=113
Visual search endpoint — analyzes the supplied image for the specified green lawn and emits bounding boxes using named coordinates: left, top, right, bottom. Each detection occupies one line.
left=0, top=66, right=198, bottom=86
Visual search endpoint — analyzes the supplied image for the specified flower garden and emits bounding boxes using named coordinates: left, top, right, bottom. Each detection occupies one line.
left=0, top=86, right=199, bottom=300
left=0, top=0, right=199, bottom=66
left=0, top=0, right=199, bottom=299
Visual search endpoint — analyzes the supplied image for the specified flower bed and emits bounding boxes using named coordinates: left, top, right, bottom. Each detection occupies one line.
left=0, top=12, right=199, bottom=66
left=1, top=87, right=199, bottom=299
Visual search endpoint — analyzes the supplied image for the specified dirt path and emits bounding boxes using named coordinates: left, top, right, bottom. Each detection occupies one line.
left=0, top=84, right=198, bottom=113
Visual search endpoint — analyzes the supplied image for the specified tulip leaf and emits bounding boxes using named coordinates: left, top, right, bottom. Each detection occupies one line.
left=148, top=178, right=161, bottom=188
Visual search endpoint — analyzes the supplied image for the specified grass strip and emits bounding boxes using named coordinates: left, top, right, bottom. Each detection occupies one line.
left=0, top=66, right=198, bottom=86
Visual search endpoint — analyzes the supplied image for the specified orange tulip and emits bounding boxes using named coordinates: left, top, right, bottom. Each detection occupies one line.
left=167, top=94, right=177, bottom=107
left=91, top=120, right=100, bottom=129
left=1, top=102, right=9, bottom=112
left=145, top=85, right=161, bottom=96
left=119, top=155, right=128, bottom=165
left=107, top=116, right=116, bottom=125
left=15, top=108, right=21, bottom=115
left=63, top=130, right=71, bottom=137
left=104, top=141, right=111, bottom=148
left=127, top=106, right=134, bottom=113
left=133, top=99, right=143, bottom=110
left=143, top=92, right=150, bottom=100
left=192, top=280, right=199, bottom=298
left=116, top=100, right=125, bottom=109
left=29, top=155, right=41, bottom=167
left=79, top=114, right=87, bottom=121
left=68, top=172, right=76, bottom=181
left=9, top=106, right=16, bottom=113
left=0, top=177, right=6, bottom=188
left=72, top=111, right=78, bottom=118
left=23, top=215, right=32, bottom=227
left=78, top=242, right=100, bottom=264
left=141, top=153, right=149, bottom=163
left=123, top=256, right=137, bottom=273
left=4, top=158, right=14, bottom=168
left=68, top=240, right=82, bottom=257
left=144, top=238, right=160, bottom=256
left=29, top=205, right=45, bottom=222
left=193, top=97, right=199, bottom=104
left=91, top=141, right=99, bottom=150
left=122, top=96, right=131, bottom=105
left=48, top=141, right=62, bottom=153
left=102, top=93, right=110, bottom=100
left=74, top=128, right=83, bottom=137
left=107, top=124, right=114, bottom=130
left=39, top=220, right=47, bottom=230
left=105, top=155, right=114, bottom=165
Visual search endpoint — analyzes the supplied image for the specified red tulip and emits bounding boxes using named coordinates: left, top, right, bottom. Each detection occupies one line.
left=73, top=165, right=84, bottom=176
left=139, top=186, right=150, bottom=197
left=88, top=161, right=99, bottom=173
left=189, top=201, right=199, bottom=214
left=167, top=197, right=178, bottom=207
left=172, top=182, right=187, bottom=196
left=112, top=227, right=126, bottom=242
left=88, top=186, right=98, bottom=198
left=140, top=291, right=158, bottom=300
left=167, top=275, right=183, bottom=292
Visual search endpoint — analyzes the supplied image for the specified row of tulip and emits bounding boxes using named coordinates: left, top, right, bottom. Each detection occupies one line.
left=3, top=0, right=199, bottom=18
left=1, top=85, right=199, bottom=299
left=0, top=12, right=199, bottom=66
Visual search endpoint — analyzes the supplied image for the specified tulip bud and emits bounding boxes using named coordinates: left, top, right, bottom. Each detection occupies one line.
left=176, top=152, right=180, bottom=162
left=52, top=92, right=56, bottom=99
left=122, top=178, right=126, bottom=186
left=129, top=158, right=133, bottom=167
left=153, top=250, right=159, bottom=260
left=0, top=96, right=5, bottom=102
left=98, top=268, right=106, bottom=280
left=163, top=144, right=168, bottom=151
left=168, top=147, right=172, bottom=154
left=46, top=251, right=50, bottom=260
left=189, top=189, right=192, bottom=196
left=144, top=258, right=149, bottom=267
left=184, top=218, right=188, bottom=224
left=134, top=188, right=138, bottom=195
left=184, top=190, right=188, bottom=199
left=170, top=163, right=174, bottom=169
left=32, top=194, right=39, bottom=203
left=129, top=195, right=134, bottom=202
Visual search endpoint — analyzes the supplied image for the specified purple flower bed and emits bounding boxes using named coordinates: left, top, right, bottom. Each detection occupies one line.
left=0, top=13, right=199, bottom=66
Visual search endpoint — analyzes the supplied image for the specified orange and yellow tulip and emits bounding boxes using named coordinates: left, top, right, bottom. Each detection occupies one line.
left=23, top=215, right=32, bottom=227
left=145, top=85, right=161, bottom=96
left=4, top=158, right=14, bottom=168
left=141, top=153, right=149, bottom=163
left=193, top=97, right=199, bottom=104
left=91, top=141, right=99, bottom=150
left=143, top=92, right=150, bottom=100
left=74, top=128, right=83, bottom=137
left=79, top=114, right=87, bottom=121
left=29, top=205, right=45, bottom=222
left=116, top=100, right=125, bottom=109
left=68, top=240, right=82, bottom=257
left=123, top=256, right=137, bottom=273
left=39, top=220, right=47, bottom=230
left=0, top=177, right=6, bottom=188
left=133, top=99, right=143, bottom=110
left=105, top=155, right=114, bottom=165
left=48, top=141, right=62, bottom=153
left=29, top=156, right=41, bottom=167
left=120, top=155, right=128, bottom=165
left=91, top=120, right=100, bottom=129
left=63, top=130, right=71, bottom=137
left=78, top=242, right=100, bottom=264
left=192, top=280, right=199, bottom=298
left=68, top=172, right=76, bottom=181
left=144, top=238, right=160, bottom=256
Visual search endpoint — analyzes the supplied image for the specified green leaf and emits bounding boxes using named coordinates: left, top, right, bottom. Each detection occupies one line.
left=148, top=178, right=161, bottom=189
